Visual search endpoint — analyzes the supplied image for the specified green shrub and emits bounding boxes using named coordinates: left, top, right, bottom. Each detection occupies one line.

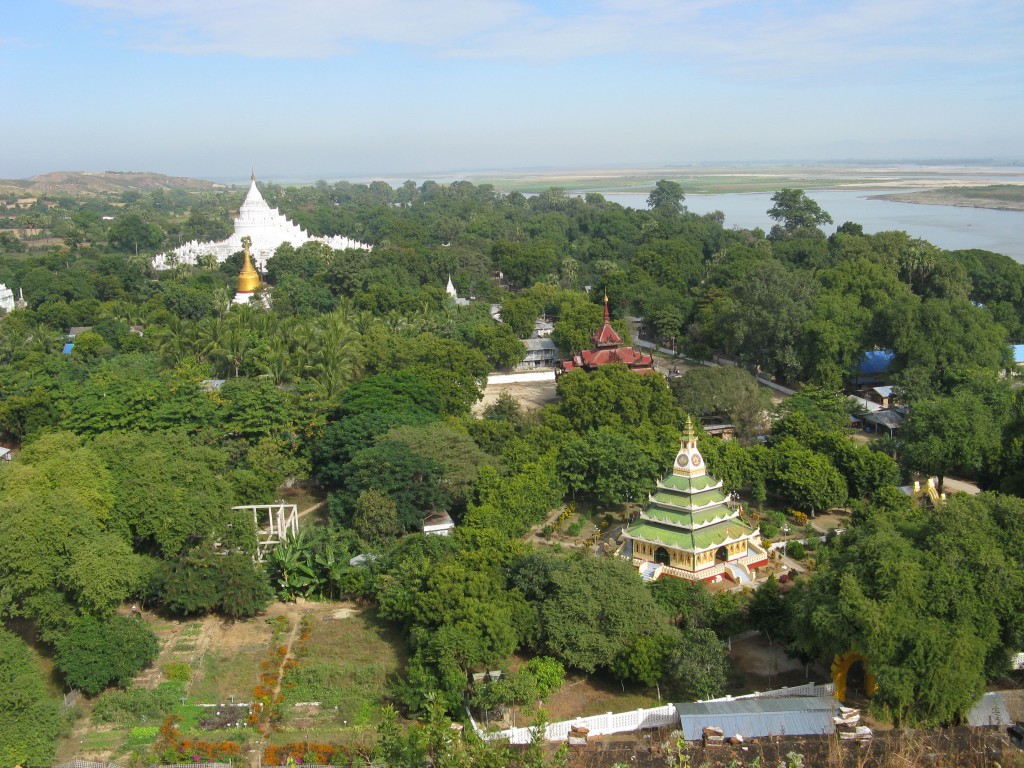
left=567, top=522, right=582, bottom=537
left=157, top=550, right=272, bottom=618
left=92, top=682, right=185, bottom=725
left=125, top=725, right=159, bottom=747
left=54, top=616, right=160, bottom=695
left=786, top=541, right=806, bottom=560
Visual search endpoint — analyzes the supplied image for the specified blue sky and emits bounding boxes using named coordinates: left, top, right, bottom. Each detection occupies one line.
left=3, top=0, right=1022, bottom=182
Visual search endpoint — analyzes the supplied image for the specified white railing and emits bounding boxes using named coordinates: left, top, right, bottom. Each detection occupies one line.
left=701, top=682, right=835, bottom=702
left=232, top=502, right=299, bottom=561
left=480, top=704, right=678, bottom=745
left=477, top=683, right=836, bottom=745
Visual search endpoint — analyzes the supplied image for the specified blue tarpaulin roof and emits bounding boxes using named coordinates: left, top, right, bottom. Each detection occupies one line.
left=674, top=697, right=837, bottom=741
left=62, top=342, right=74, bottom=355
left=1012, top=345, right=1024, bottom=365
left=858, top=350, right=895, bottom=375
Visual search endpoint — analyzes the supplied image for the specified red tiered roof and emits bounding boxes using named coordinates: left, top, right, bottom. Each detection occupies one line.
left=558, top=295, right=655, bottom=374
left=592, top=295, right=624, bottom=347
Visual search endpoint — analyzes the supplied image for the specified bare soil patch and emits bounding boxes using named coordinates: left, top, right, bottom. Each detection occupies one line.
left=725, top=634, right=829, bottom=693
left=534, top=671, right=661, bottom=724
left=474, top=379, right=558, bottom=415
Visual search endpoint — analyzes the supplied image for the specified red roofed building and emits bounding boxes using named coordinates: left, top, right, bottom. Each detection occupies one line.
left=558, top=296, right=655, bottom=374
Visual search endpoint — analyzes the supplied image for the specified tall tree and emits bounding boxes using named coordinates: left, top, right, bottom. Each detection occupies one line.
left=767, top=188, right=833, bottom=238
left=647, top=180, right=686, bottom=215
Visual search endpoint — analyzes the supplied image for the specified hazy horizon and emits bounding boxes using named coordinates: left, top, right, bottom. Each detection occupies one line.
left=5, top=1, right=1023, bottom=180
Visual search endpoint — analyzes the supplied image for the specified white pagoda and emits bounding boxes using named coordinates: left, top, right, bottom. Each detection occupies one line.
left=153, top=173, right=371, bottom=271
left=446, top=275, right=470, bottom=306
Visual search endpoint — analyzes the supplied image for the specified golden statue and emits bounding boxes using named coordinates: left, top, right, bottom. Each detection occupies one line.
left=237, top=237, right=260, bottom=294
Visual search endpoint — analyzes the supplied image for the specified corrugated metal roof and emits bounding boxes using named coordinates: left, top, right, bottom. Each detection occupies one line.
left=523, top=338, right=557, bottom=351
left=674, top=698, right=837, bottom=741
left=865, top=409, right=904, bottom=429
left=966, top=692, right=1011, bottom=727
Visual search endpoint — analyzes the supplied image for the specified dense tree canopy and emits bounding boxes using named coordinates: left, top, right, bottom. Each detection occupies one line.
left=0, top=628, right=62, bottom=766
left=5, top=174, right=1024, bottom=732
left=789, top=492, right=1024, bottom=726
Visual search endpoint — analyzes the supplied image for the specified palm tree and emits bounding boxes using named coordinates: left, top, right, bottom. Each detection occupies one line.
left=312, top=324, right=361, bottom=397
left=257, top=336, right=293, bottom=385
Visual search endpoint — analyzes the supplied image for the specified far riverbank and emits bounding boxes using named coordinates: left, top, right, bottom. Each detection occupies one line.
left=869, top=185, right=1024, bottom=212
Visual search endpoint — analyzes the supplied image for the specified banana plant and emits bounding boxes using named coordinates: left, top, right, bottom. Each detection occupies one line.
left=266, top=531, right=324, bottom=599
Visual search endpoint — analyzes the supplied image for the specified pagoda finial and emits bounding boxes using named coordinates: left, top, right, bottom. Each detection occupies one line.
left=673, top=416, right=705, bottom=477
left=682, top=415, right=696, bottom=441
left=603, top=293, right=610, bottom=322
left=251, top=168, right=255, bottom=181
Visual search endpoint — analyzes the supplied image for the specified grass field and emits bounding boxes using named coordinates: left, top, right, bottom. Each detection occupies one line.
left=189, top=648, right=264, bottom=704
left=277, top=608, right=407, bottom=737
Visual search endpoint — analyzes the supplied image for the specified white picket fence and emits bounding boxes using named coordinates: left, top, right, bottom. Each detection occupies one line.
left=475, top=682, right=835, bottom=745
left=480, top=704, right=678, bottom=745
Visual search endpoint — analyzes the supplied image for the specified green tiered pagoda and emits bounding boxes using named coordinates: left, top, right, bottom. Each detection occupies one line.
left=622, top=418, right=767, bottom=583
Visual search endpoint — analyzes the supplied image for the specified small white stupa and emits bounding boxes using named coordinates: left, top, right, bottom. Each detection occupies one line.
left=446, top=275, right=470, bottom=306
left=153, top=172, right=371, bottom=271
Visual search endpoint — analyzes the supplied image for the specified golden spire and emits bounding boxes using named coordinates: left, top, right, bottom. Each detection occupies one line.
left=682, top=415, right=696, bottom=441
left=237, top=240, right=260, bottom=293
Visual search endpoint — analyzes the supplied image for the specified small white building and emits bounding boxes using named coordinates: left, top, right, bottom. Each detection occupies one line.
left=0, top=284, right=13, bottom=314
left=423, top=511, right=456, bottom=536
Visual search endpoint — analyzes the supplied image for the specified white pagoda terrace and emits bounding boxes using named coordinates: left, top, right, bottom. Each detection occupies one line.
left=153, top=174, right=371, bottom=271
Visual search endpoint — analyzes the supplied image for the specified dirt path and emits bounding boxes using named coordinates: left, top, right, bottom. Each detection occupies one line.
left=270, top=618, right=301, bottom=704
left=297, top=498, right=327, bottom=521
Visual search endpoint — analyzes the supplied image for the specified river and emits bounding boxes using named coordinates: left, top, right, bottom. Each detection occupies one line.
left=593, top=189, right=1024, bottom=262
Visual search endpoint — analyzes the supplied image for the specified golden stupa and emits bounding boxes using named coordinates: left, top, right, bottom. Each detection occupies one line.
left=237, top=241, right=260, bottom=294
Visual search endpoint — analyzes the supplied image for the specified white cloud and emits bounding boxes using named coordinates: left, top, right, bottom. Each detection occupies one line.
left=66, top=0, right=1024, bottom=79
left=66, top=0, right=528, bottom=57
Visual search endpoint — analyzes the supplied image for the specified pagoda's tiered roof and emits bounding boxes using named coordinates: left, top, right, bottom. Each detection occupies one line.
left=650, top=486, right=729, bottom=509
left=627, top=520, right=756, bottom=552
left=641, top=505, right=737, bottom=529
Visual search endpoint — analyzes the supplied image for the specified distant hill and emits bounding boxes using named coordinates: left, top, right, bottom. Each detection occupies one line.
left=0, top=171, right=227, bottom=197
